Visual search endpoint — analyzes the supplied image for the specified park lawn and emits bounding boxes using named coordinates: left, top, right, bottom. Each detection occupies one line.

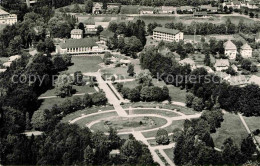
left=74, top=111, right=118, bottom=128
left=38, top=96, right=74, bottom=111
left=164, top=148, right=174, bottom=163
left=243, top=116, right=260, bottom=132
left=125, top=109, right=180, bottom=117
left=135, top=15, right=178, bottom=26
left=120, top=5, right=140, bottom=14
left=167, top=85, right=187, bottom=103
left=211, top=113, right=249, bottom=149
left=61, top=105, right=115, bottom=123
left=163, top=120, right=185, bottom=134
left=121, top=80, right=139, bottom=89
left=66, top=56, right=103, bottom=73
left=40, top=85, right=96, bottom=97
left=147, top=139, right=158, bottom=147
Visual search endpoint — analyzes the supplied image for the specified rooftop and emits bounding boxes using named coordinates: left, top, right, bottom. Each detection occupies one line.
left=215, top=59, right=230, bottom=67
left=60, top=38, right=98, bottom=49
left=179, top=58, right=195, bottom=65
left=153, top=27, right=180, bottom=35
left=71, top=29, right=83, bottom=35
left=229, top=75, right=248, bottom=86
left=241, top=43, right=252, bottom=50
left=0, top=9, right=9, bottom=15
left=224, top=40, right=237, bottom=50
left=248, top=75, right=260, bottom=86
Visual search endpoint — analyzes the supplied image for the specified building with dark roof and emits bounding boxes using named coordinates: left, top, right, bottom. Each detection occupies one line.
left=56, top=38, right=104, bottom=54
left=153, top=27, right=183, bottom=42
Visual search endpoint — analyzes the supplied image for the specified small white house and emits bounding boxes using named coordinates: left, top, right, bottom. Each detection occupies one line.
left=214, top=59, right=230, bottom=71
left=240, top=43, right=252, bottom=58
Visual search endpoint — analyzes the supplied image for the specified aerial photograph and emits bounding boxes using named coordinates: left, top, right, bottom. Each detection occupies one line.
left=0, top=0, right=260, bottom=165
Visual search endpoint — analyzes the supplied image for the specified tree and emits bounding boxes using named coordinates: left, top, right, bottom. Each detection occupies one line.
left=128, top=88, right=140, bottom=102
left=71, top=96, right=82, bottom=111
left=83, top=93, right=92, bottom=107
left=78, top=22, right=85, bottom=35
left=250, top=65, right=258, bottom=73
left=85, top=0, right=93, bottom=13
left=204, top=53, right=211, bottom=66
left=108, top=127, right=121, bottom=149
left=116, top=83, right=123, bottom=92
left=186, top=93, right=195, bottom=107
left=25, top=112, right=31, bottom=130
left=120, top=138, right=142, bottom=164
left=225, top=66, right=237, bottom=76
left=192, top=97, right=204, bottom=111
left=156, top=128, right=169, bottom=145
left=55, top=73, right=73, bottom=97
left=31, top=109, right=48, bottom=130
left=162, top=85, right=169, bottom=101
left=241, top=136, right=256, bottom=159
left=116, top=22, right=126, bottom=34
left=8, top=35, right=22, bottom=55
left=74, top=71, right=84, bottom=86
left=96, top=25, right=103, bottom=36
left=84, top=146, right=94, bottom=164
left=108, top=22, right=117, bottom=33
left=53, top=55, right=67, bottom=71
left=241, top=59, right=252, bottom=71
left=127, top=64, right=135, bottom=76
left=91, top=92, right=107, bottom=106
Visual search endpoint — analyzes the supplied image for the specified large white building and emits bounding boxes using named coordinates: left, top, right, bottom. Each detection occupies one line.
left=224, top=40, right=237, bottom=60
left=153, top=27, right=183, bottom=42
left=0, top=9, right=17, bottom=25
left=56, top=38, right=104, bottom=55
left=240, top=43, right=252, bottom=58
left=71, top=29, right=83, bottom=39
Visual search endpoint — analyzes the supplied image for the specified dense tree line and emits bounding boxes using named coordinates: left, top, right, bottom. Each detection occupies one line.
left=173, top=108, right=257, bottom=165
left=140, top=48, right=260, bottom=116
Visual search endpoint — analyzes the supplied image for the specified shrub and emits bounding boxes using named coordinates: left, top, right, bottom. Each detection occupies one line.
left=185, top=93, right=195, bottom=108
left=156, top=128, right=169, bottom=145
left=91, top=92, right=107, bottom=106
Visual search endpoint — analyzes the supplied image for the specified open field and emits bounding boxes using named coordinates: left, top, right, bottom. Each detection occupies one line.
left=120, top=5, right=140, bottom=14
left=62, top=105, right=115, bottom=123
left=67, top=56, right=103, bottom=73
left=125, top=109, right=180, bottom=117
left=90, top=116, right=168, bottom=132
left=167, top=85, right=187, bottom=103
left=164, top=148, right=174, bottom=163
left=38, top=97, right=74, bottom=110
left=243, top=116, right=260, bottom=132
left=74, top=111, right=118, bottom=128
left=211, top=113, right=249, bottom=148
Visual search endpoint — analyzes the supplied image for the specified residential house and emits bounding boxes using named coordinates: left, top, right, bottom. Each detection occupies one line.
left=240, top=43, right=252, bottom=58
left=85, top=25, right=97, bottom=35
left=0, top=9, right=17, bottom=25
left=56, top=38, right=104, bottom=54
left=222, top=1, right=241, bottom=9
left=178, top=6, right=195, bottom=12
left=247, top=1, right=258, bottom=9
left=107, top=3, right=121, bottom=9
left=139, top=7, right=154, bottom=15
left=92, top=2, right=103, bottom=14
left=71, top=29, right=83, bottom=39
left=179, top=58, right=196, bottom=70
left=199, top=5, right=218, bottom=12
left=160, top=6, right=176, bottom=14
left=3, top=55, right=21, bottom=67
left=224, top=40, right=237, bottom=60
left=248, top=75, right=260, bottom=86
left=228, top=75, right=248, bottom=86
left=214, top=59, right=230, bottom=71
left=153, top=27, right=183, bottom=42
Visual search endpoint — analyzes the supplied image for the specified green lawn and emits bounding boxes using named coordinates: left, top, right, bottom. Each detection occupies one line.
left=121, top=80, right=139, bottom=89
left=243, top=116, right=260, bottom=132
left=38, top=97, right=74, bottom=110
left=74, top=111, right=118, bottom=128
left=211, top=113, right=249, bottom=148
left=120, top=5, right=140, bottom=14
left=163, top=120, right=185, bottom=134
left=61, top=105, right=115, bottom=123
left=164, top=148, right=174, bottom=163
left=40, top=85, right=96, bottom=97
left=167, top=85, right=187, bottom=103
left=67, top=56, right=103, bottom=73
left=125, top=109, right=180, bottom=117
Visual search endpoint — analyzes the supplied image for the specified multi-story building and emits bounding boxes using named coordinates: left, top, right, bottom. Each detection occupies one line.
left=224, top=40, right=237, bottom=60
left=71, top=29, right=83, bottom=39
left=240, top=43, right=252, bottom=58
left=153, top=27, right=183, bottom=42
left=56, top=38, right=104, bottom=54
left=0, top=9, right=17, bottom=25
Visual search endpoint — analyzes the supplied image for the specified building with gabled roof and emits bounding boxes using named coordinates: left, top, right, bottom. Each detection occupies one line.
left=248, top=75, right=260, bottom=86
left=160, top=6, right=176, bottom=14
left=56, top=38, right=104, bottom=54
left=92, top=2, right=103, bottom=14
left=153, top=27, right=183, bottom=42
left=228, top=75, right=248, bottom=86
left=214, top=59, right=230, bottom=71
left=0, top=9, right=17, bottom=25
left=139, top=7, right=154, bottom=14
left=240, top=43, right=252, bottom=58
left=71, top=29, right=83, bottom=39
left=224, top=40, right=237, bottom=60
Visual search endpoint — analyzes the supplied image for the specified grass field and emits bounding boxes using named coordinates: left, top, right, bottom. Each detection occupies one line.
left=38, top=96, right=74, bottom=110
left=167, top=85, right=187, bottom=103
left=120, top=5, right=140, bottom=14
left=243, top=116, right=260, bottom=132
left=164, top=148, right=174, bottom=163
left=62, top=105, right=115, bottom=123
left=67, top=56, right=103, bottom=73
left=211, top=113, right=249, bottom=148
left=74, top=111, right=118, bottom=128
left=125, top=109, right=180, bottom=117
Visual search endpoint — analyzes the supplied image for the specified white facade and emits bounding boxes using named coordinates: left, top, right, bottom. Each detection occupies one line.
left=57, top=46, right=103, bottom=54
left=224, top=40, right=237, bottom=60
left=0, top=9, right=17, bottom=25
left=71, top=29, right=83, bottom=39
left=240, top=43, right=252, bottom=58
left=214, top=59, right=230, bottom=72
left=153, top=27, right=183, bottom=42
